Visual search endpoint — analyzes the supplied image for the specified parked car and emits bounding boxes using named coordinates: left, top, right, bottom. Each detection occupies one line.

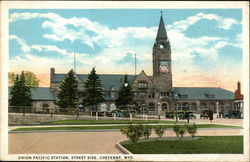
left=166, top=111, right=175, bottom=119
left=177, top=111, right=196, bottom=120
left=200, top=110, right=213, bottom=119
left=225, top=110, right=241, bottom=119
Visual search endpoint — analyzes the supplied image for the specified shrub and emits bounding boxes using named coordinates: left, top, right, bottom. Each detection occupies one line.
left=154, top=125, right=165, bottom=138
left=173, top=124, right=180, bottom=138
left=120, top=123, right=144, bottom=142
left=143, top=125, right=152, bottom=138
left=185, top=123, right=197, bottom=138
left=179, top=127, right=186, bottom=138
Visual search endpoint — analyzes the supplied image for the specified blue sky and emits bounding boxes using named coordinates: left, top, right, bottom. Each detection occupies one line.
left=9, top=9, right=242, bottom=90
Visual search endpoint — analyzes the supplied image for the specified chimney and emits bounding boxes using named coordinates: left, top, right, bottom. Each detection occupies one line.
left=50, top=68, right=55, bottom=86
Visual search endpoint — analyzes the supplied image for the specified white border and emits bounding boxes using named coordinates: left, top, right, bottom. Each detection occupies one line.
left=1, top=1, right=249, bottom=161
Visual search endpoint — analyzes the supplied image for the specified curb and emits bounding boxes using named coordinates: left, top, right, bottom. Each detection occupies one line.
left=116, top=142, right=132, bottom=154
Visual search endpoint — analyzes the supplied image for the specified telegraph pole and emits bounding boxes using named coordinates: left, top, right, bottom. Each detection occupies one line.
left=74, top=52, right=76, bottom=72
left=135, top=53, right=137, bottom=76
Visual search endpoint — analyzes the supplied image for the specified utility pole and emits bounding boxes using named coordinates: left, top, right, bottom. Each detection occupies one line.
left=74, top=52, right=76, bottom=72
left=135, top=53, right=137, bottom=76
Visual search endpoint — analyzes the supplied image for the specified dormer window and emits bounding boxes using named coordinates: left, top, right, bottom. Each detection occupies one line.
left=111, top=86, right=115, bottom=98
left=138, top=82, right=148, bottom=88
left=205, top=93, right=215, bottom=98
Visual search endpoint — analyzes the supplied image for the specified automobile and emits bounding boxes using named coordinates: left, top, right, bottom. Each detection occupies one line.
left=111, top=110, right=124, bottom=117
left=225, top=110, right=241, bottom=119
left=166, top=111, right=175, bottom=119
left=200, top=110, right=213, bottom=119
left=176, top=111, right=196, bottom=120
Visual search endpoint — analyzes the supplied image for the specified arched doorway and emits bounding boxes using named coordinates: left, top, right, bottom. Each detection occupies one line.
left=148, top=103, right=155, bottom=111
left=161, top=103, right=168, bottom=111
left=42, top=103, right=50, bottom=113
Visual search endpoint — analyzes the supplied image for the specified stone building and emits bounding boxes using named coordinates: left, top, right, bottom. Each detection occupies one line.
left=9, top=13, right=242, bottom=116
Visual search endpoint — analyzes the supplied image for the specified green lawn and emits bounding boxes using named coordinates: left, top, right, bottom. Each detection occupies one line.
left=43, top=119, right=186, bottom=125
left=44, top=119, right=159, bottom=125
left=121, top=136, right=243, bottom=154
left=11, top=124, right=241, bottom=132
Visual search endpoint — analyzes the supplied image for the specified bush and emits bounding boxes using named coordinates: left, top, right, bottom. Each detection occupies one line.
left=143, top=125, right=152, bottom=138
left=185, top=123, right=197, bottom=138
left=173, top=124, right=180, bottom=138
left=120, top=123, right=144, bottom=142
left=154, top=125, right=165, bottom=138
left=179, top=127, right=186, bottom=138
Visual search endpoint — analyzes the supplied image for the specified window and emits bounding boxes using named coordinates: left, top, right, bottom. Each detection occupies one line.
left=138, top=92, right=145, bottom=97
left=138, top=82, right=148, bottom=88
left=148, top=103, right=155, bottom=111
left=160, top=44, right=164, bottom=49
left=161, top=103, right=168, bottom=111
left=148, top=92, right=155, bottom=98
left=111, top=87, right=115, bottom=98
left=111, top=91, right=115, bottom=98
left=160, top=92, right=167, bottom=97
left=205, top=93, right=215, bottom=98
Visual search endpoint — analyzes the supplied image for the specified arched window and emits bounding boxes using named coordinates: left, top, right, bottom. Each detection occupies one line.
left=182, top=103, right=189, bottom=111
left=148, top=103, right=155, bottom=111
left=201, top=103, right=207, bottom=110
left=100, top=103, right=107, bottom=111
left=159, top=44, right=164, bottom=49
left=110, top=103, right=116, bottom=111
left=42, top=103, right=49, bottom=108
left=161, top=103, right=168, bottom=111
left=191, top=103, right=197, bottom=111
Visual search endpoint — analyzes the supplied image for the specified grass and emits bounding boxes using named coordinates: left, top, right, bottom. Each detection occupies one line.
left=44, top=119, right=159, bottom=125
left=121, top=136, right=243, bottom=154
left=43, top=119, right=186, bottom=125
left=11, top=124, right=241, bottom=132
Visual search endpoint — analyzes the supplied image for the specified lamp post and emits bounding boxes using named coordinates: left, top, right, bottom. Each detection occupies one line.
left=216, top=102, right=219, bottom=118
left=78, top=104, right=83, bottom=120
left=173, top=91, right=178, bottom=123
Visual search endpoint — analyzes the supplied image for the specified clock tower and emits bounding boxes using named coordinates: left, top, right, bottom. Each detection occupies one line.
left=152, top=12, right=172, bottom=90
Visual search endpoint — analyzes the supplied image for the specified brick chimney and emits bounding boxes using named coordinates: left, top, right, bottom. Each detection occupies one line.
left=234, top=81, right=243, bottom=100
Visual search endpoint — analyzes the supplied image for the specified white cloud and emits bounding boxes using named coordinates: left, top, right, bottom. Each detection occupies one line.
left=9, top=35, right=31, bottom=52
left=168, top=12, right=240, bottom=32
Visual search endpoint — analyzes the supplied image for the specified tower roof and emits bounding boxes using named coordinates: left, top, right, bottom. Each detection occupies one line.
left=156, top=13, right=168, bottom=40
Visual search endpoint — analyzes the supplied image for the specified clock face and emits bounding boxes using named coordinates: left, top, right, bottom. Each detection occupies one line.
left=159, top=61, right=171, bottom=73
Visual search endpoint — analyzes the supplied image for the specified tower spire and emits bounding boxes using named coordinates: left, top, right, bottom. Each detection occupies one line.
left=156, top=11, right=168, bottom=40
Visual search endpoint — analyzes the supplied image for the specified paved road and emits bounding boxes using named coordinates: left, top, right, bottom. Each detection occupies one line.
left=9, top=128, right=243, bottom=154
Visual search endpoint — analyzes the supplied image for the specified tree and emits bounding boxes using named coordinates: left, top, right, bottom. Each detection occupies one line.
left=185, top=123, right=197, bottom=138
left=10, top=71, right=32, bottom=107
left=154, top=125, right=166, bottom=138
left=143, top=125, right=152, bottom=139
left=56, top=70, right=79, bottom=109
left=116, top=74, right=133, bottom=109
left=173, top=124, right=180, bottom=138
left=8, top=71, right=40, bottom=87
left=120, top=123, right=144, bottom=143
left=82, top=68, right=104, bottom=111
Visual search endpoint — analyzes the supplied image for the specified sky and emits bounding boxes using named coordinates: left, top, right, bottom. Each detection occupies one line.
left=9, top=9, right=243, bottom=91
